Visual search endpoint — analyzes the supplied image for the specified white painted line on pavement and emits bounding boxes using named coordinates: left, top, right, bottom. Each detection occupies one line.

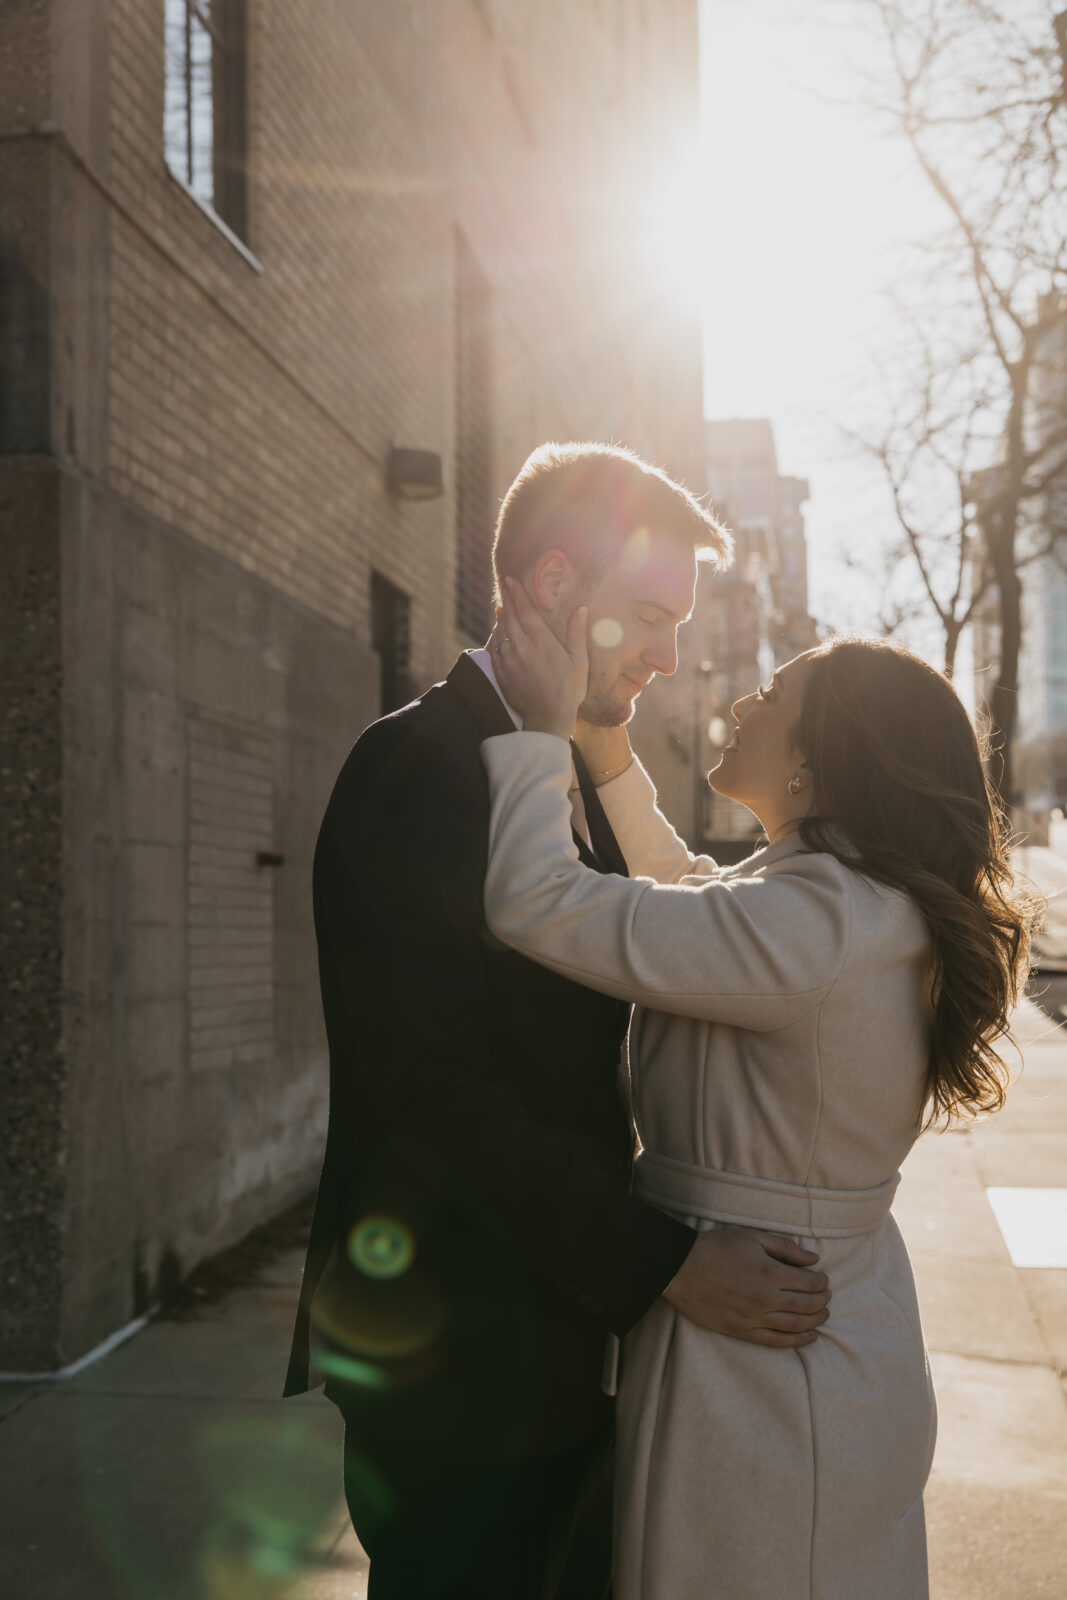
left=985, top=1188, right=1067, bottom=1268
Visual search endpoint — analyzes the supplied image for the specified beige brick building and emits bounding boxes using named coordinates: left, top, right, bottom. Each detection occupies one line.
left=630, top=418, right=817, bottom=857
left=0, top=0, right=706, bottom=1369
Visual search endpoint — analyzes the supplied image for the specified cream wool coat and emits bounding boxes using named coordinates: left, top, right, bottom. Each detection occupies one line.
left=483, top=734, right=938, bottom=1600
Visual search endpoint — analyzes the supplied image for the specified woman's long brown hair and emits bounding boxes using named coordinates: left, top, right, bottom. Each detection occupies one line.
left=795, top=637, right=1042, bottom=1126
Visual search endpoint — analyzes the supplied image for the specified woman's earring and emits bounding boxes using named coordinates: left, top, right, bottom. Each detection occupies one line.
left=788, top=775, right=803, bottom=795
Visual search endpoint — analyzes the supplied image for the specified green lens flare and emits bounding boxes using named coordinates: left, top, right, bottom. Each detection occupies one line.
left=315, top=1349, right=391, bottom=1390
left=194, top=1413, right=345, bottom=1599
left=347, top=1216, right=415, bottom=1279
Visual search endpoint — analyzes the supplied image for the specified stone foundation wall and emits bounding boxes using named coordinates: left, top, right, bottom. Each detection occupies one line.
left=0, top=467, right=66, bottom=1369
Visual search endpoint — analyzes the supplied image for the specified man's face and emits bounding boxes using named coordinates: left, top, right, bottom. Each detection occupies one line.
left=577, top=528, right=698, bottom=725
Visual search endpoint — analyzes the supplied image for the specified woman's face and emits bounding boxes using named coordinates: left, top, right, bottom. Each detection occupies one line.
left=710, top=650, right=817, bottom=831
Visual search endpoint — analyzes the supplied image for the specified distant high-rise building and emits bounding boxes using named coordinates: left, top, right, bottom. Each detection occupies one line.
left=705, top=418, right=817, bottom=667
left=628, top=417, right=817, bottom=856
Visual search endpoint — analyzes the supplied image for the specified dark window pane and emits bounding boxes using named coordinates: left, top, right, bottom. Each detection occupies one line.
left=455, top=230, right=493, bottom=640
left=371, top=573, right=413, bottom=715
left=164, top=0, right=248, bottom=241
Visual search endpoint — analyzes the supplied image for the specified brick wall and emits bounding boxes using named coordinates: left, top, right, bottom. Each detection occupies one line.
left=101, top=0, right=703, bottom=670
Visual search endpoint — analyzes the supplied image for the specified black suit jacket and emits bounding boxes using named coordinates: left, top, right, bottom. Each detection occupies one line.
left=284, top=653, right=693, bottom=1458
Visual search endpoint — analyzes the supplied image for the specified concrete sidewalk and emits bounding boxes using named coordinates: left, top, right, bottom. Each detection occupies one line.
left=2, top=1006, right=1065, bottom=1599
left=896, top=996, right=1067, bottom=1599
left=0, top=1249, right=368, bottom=1600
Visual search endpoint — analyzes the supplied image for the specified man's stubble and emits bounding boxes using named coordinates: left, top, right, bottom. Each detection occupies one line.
left=577, top=683, right=634, bottom=728
left=544, top=586, right=639, bottom=730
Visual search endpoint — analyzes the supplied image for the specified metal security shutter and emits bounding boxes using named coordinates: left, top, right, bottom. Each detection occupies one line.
left=186, top=715, right=274, bottom=1074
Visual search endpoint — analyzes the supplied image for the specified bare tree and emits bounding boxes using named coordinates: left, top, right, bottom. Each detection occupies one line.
left=831, top=525, right=937, bottom=646
left=849, top=0, right=1067, bottom=802
left=841, top=316, right=997, bottom=678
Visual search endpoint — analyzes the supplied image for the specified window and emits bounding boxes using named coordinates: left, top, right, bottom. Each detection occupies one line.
left=454, top=230, right=493, bottom=640
left=164, top=0, right=249, bottom=241
left=371, top=573, right=413, bottom=715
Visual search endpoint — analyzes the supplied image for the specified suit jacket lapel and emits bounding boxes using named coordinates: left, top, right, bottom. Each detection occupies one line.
left=446, top=651, right=518, bottom=738
left=446, top=654, right=619, bottom=873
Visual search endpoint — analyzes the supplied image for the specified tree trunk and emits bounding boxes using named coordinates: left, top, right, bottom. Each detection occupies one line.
left=943, top=620, right=960, bottom=681
left=985, top=503, right=1023, bottom=806
left=984, top=340, right=1035, bottom=809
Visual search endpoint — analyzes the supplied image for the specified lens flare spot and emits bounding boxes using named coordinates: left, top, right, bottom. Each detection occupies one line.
left=195, top=1413, right=342, bottom=1598
left=249, top=1543, right=294, bottom=1579
left=590, top=616, right=624, bottom=649
left=620, top=526, right=651, bottom=574
left=315, top=1349, right=391, bottom=1391
left=348, top=1216, right=415, bottom=1279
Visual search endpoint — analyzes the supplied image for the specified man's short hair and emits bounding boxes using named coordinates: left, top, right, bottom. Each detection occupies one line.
left=491, top=441, right=732, bottom=600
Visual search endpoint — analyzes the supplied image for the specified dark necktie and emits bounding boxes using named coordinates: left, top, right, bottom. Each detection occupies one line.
left=570, top=742, right=629, bottom=878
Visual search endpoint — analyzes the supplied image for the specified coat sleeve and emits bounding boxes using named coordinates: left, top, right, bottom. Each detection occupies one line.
left=483, top=733, right=853, bottom=1030
left=316, top=719, right=694, bottom=1337
left=596, top=753, right=723, bottom=883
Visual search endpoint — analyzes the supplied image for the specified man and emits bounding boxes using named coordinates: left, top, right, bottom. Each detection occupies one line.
left=285, top=442, right=830, bottom=1598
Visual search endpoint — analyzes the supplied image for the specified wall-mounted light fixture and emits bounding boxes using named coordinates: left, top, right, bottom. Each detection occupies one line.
left=386, top=446, right=444, bottom=501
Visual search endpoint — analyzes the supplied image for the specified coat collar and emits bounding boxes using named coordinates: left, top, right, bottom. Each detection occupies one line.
left=446, top=651, right=518, bottom=740
left=718, top=828, right=809, bottom=880
left=756, top=829, right=809, bottom=865
left=733, top=821, right=862, bottom=874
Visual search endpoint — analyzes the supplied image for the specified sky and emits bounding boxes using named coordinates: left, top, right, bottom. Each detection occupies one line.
left=691, top=0, right=949, bottom=645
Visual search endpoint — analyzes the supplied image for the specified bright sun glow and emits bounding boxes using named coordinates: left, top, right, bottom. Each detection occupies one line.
left=646, top=147, right=714, bottom=308
left=697, top=0, right=946, bottom=641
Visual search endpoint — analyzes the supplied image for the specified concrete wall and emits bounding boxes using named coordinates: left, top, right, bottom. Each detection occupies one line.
left=59, top=472, right=379, bottom=1360
left=0, top=0, right=705, bottom=1368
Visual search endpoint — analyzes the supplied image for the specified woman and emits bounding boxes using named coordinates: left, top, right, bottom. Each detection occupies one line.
left=482, top=582, right=1036, bottom=1599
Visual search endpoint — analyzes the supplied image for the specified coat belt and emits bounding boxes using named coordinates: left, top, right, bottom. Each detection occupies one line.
left=634, top=1151, right=900, bottom=1238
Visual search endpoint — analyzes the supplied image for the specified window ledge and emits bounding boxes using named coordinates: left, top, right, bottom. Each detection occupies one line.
left=165, top=165, right=264, bottom=273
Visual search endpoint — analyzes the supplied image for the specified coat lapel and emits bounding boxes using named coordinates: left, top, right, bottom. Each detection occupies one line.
left=446, top=651, right=519, bottom=738
left=446, top=653, right=626, bottom=876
